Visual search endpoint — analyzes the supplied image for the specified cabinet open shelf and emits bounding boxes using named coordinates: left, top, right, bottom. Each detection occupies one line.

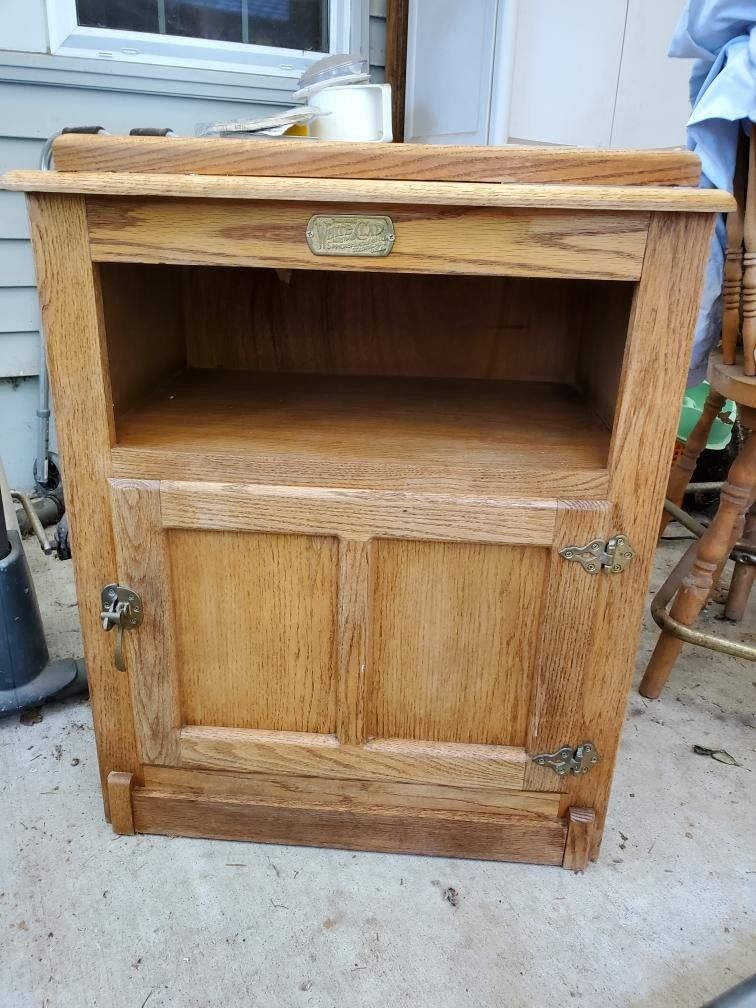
left=99, top=263, right=632, bottom=496
left=111, top=369, right=612, bottom=495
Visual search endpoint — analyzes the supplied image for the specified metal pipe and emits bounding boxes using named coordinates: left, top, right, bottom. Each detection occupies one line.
left=686, top=481, right=724, bottom=493
left=15, top=490, right=64, bottom=536
left=663, top=499, right=708, bottom=538
left=33, top=133, right=59, bottom=487
left=651, top=541, right=756, bottom=662
left=663, top=499, right=756, bottom=564
left=11, top=492, right=54, bottom=555
left=34, top=333, right=51, bottom=488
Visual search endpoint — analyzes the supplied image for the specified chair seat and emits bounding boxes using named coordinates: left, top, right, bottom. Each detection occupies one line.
left=708, top=352, right=756, bottom=411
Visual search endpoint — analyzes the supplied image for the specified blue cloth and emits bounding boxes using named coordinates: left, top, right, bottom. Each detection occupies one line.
left=668, top=0, right=756, bottom=384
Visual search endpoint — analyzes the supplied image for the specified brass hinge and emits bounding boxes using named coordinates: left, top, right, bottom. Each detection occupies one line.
left=531, top=741, right=601, bottom=777
left=101, top=583, right=143, bottom=671
left=559, top=534, right=634, bottom=575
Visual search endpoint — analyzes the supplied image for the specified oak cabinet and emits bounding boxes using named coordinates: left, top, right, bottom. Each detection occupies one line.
left=4, top=136, right=730, bottom=868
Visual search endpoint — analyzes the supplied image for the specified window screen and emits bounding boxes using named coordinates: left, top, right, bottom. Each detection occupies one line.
left=75, top=0, right=329, bottom=52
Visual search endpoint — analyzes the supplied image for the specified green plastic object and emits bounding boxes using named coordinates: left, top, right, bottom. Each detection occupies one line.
left=677, top=381, right=736, bottom=450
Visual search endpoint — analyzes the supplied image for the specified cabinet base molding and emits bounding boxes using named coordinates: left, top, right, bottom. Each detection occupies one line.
left=129, top=786, right=567, bottom=864
left=106, top=772, right=597, bottom=869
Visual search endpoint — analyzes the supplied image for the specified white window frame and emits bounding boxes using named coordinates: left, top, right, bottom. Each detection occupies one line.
left=47, top=0, right=362, bottom=79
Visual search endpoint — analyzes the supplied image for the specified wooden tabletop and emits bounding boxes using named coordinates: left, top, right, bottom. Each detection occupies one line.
left=0, top=170, right=734, bottom=213
left=47, top=134, right=702, bottom=186
left=1, top=136, right=734, bottom=213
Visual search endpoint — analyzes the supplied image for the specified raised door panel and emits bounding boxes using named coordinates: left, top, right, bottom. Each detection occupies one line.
left=368, top=539, right=549, bottom=745
left=168, top=529, right=338, bottom=733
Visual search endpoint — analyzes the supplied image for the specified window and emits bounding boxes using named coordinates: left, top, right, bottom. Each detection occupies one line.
left=47, top=0, right=359, bottom=78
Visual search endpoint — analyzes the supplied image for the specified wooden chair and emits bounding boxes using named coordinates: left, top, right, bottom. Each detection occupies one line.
left=640, top=124, right=756, bottom=699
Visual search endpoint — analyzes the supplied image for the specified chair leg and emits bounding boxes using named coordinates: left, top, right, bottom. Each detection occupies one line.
left=659, top=389, right=726, bottom=537
left=725, top=502, right=756, bottom=621
left=711, top=504, right=747, bottom=605
left=640, top=431, right=756, bottom=699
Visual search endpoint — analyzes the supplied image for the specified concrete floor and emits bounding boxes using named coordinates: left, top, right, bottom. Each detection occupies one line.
left=1, top=534, right=755, bottom=1008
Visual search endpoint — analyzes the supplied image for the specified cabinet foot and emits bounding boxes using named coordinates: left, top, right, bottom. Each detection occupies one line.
left=563, top=807, right=596, bottom=871
left=107, top=771, right=136, bottom=835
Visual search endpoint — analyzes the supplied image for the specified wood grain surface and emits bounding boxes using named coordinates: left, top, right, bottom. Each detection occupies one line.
left=369, top=540, right=549, bottom=746
left=742, top=126, right=756, bottom=374
left=2, top=171, right=734, bottom=213
left=111, top=371, right=611, bottom=498
left=179, top=267, right=602, bottom=384
left=385, top=0, right=410, bottom=142
left=85, top=198, right=649, bottom=281
left=179, top=727, right=528, bottom=790
left=143, top=765, right=562, bottom=818
left=132, top=788, right=568, bottom=863
left=159, top=482, right=558, bottom=545
left=26, top=194, right=140, bottom=813
left=97, top=262, right=185, bottom=412
left=708, top=351, right=756, bottom=410
left=564, top=212, right=715, bottom=855
left=523, top=501, right=611, bottom=794
left=49, top=133, right=701, bottom=185
left=108, top=480, right=182, bottom=766
left=335, top=539, right=371, bottom=746
left=563, top=807, right=596, bottom=870
left=106, top=771, right=135, bottom=835
left=169, top=529, right=338, bottom=733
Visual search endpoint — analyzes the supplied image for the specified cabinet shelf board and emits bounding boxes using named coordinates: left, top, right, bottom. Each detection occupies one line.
left=110, top=370, right=610, bottom=497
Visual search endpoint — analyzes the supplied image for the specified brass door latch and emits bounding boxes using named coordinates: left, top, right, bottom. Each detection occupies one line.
left=100, top=584, right=142, bottom=671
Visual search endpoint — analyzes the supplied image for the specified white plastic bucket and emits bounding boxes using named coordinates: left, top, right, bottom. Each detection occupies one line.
left=310, top=84, right=393, bottom=142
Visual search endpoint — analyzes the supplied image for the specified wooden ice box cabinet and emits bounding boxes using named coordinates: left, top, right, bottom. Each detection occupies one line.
left=3, top=136, right=732, bottom=869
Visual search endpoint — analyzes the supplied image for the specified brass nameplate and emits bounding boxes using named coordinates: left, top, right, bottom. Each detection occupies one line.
left=306, top=215, right=395, bottom=257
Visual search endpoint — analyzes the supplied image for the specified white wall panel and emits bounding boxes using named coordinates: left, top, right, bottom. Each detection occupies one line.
left=508, top=0, right=628, bottom=147
left=405, top=0, right=498, bottom=145
left=611, top=0, right=690, bottom=149
left=0, top=0, right=48, bottom=53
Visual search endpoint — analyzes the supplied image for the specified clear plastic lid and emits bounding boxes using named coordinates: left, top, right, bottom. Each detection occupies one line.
left=293, top=54, right=369, bottom=101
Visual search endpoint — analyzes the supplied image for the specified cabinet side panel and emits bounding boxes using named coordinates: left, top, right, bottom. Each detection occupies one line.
left=368, top=539, right=549, bottom=746
left=98, top=262, right=186, bottom=413
left=563, top=212, right=715, bottom=852
left=26, top=193, right=140, bottom=811
left=168, top=529, right=339, bottom=733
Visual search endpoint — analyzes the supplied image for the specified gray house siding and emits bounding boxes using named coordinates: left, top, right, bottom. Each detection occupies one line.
left=0, top=4, right=384, bottom=489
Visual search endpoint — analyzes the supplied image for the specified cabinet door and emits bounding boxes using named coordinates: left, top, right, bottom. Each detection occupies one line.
left=109, top=479, right=611, bottom=861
